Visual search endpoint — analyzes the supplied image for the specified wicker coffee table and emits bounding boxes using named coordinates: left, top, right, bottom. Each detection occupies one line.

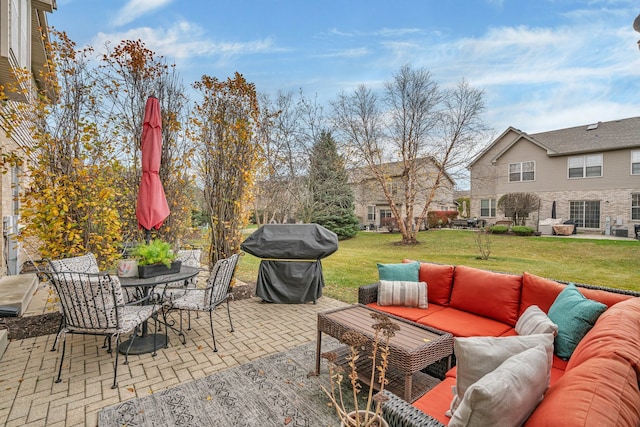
left=314, top=304, right=453, bottom=402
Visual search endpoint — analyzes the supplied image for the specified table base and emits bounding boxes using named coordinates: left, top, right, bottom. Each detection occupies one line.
left=332, top=345, right=441, bottom=403
left=119, top=333, right=168, bottom=355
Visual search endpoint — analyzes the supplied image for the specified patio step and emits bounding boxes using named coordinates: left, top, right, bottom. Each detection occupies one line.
left=0, top=273, right=39, bottom=316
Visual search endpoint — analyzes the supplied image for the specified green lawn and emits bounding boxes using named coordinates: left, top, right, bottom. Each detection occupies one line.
left=235, top=229, right=640, bottom=304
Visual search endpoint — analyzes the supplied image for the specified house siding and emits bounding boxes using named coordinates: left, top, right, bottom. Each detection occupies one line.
left=470, top=120, right=640, bottom=235
left=0, top=0, right=56, bottom=275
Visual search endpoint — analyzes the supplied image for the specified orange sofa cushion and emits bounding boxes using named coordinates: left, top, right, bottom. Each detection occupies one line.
left=567, top=298, right=640, bottom=372
left=366, top=302, right=446, bottom=322
left=416, top=307, right=512, bottom=337
left=403, top=259, right=454, bottom=306
left=520, top=272, right=632, bottom=316
left=412, top=377, right=456, bottom=425
left=448, top=266, right=522, bottom=326
left=525, top=355, right=640, bottom=427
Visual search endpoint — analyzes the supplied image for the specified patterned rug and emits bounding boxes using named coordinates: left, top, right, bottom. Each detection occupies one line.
left=98, top=338, right=344, bottom=427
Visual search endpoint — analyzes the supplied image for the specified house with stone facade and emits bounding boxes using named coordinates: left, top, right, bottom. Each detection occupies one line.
left=351, top=158, right=457, bottom=230
left=0, top=0, right=57, bottom=275
left=469, top=117, right=640, bottom=236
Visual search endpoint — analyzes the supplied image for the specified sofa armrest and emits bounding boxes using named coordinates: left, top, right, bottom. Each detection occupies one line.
left=382, top=390, right=445, bottom=427
left=358, top=283, right=379, bottom=305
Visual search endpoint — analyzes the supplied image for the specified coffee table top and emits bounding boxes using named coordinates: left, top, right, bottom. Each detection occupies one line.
left=318, top=304, right=453, bottom=372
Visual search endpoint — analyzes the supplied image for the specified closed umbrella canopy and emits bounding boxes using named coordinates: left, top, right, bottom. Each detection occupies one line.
left=136, top=96, right=170, bottom=233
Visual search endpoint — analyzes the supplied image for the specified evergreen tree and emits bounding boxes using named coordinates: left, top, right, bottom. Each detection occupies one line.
left=309, top=131, right=360, bottom=239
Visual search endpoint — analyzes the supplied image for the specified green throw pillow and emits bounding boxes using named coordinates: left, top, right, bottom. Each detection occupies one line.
left=377, top=262, right=419, bottom=282
left=547, top=283, right=607, bottom=360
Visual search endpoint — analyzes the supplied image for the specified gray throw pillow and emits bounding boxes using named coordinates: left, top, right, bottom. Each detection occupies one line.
left=449, top=344, right=550, bottom=427
left=449, top=333, right=554, bottom=417
left=516, top=305, right=559, bottom=336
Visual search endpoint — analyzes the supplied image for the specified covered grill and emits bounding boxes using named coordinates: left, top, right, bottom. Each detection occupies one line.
left=241, top=224, right=338, bottom=303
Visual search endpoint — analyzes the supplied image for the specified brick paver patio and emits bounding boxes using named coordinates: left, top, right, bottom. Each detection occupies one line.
left=0, top=296, right=348, bottom=426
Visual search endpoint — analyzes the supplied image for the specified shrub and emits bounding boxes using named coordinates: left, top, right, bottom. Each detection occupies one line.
left=489, top=225, right=509, bottom=234
left=381, top=216, right=399, bottom=232
left=427, top=210, right=458, bottom=228
left=511, top=226, right=535, bottom=236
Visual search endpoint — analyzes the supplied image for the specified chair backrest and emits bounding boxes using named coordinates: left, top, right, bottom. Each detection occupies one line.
left=48, top=253, right=100, bottom=274
left=47, top=271, right=125, bottom=333
left=204, top=254, right=240, bottom=306
left=176, top=249, right=202, bottom=268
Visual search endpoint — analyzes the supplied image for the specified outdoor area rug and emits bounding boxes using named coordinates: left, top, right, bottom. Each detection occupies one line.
left=98, top=338, right=345, bottom=427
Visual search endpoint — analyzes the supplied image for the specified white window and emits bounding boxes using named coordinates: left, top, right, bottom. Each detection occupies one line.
left=632, top=151, right=640, bottom=175
left=386, top=182, right=398, bottom=196
left=367, top=206, right=376, bottom=221
left=10, top=0, right=30, bottom=69
left=480, top=199, right=496, bottom=217
left=509, top=161, right=535, bottom=182
left=569, top=201, right=600, bottom=228
left=568, top=154, right=602, bottom=178
left=632, top=194, right=640, bottom=221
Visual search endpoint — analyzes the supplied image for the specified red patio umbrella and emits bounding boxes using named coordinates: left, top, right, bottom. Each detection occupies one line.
left=136, top=96, right=170, bottom=242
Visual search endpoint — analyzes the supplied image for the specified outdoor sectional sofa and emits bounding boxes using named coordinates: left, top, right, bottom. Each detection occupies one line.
left=357, top=260, right=640, bottom=427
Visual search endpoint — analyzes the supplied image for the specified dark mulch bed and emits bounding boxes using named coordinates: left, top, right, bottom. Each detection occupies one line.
left=0, top=312, right=62, bottom=340
left=0, top=281, right=257, bottom=341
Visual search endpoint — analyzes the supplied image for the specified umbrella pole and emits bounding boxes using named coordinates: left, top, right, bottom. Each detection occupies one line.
left=145, top=229, right=151, bottom=244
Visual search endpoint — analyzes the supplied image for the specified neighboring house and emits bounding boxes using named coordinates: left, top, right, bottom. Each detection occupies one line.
left=469, top=117, right=640, bottom=236
left=0, top=0, right=57, bottom=274
left=350, top=158, right=456, bottom=230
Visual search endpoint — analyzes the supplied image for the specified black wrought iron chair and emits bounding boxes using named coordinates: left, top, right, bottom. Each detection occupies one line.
left=46, top=270, right=161, bottom=389
left=164, top=253, right=240, bottom=352
left=155, top=248, right=203, bottom=302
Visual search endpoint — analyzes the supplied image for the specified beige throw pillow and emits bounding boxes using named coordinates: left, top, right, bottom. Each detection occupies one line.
left=378, top=280, right=428, bottom=309
left=448, top=344, right=550, bottom=427
left=449, top=333, right=554, bottom=417
left=516, top=305, right=559, bottom=336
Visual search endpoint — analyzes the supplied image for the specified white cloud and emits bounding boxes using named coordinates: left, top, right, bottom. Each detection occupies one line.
left=112, top=0, right=174, bottom=27
left=92, top=20, right=279, bottom=63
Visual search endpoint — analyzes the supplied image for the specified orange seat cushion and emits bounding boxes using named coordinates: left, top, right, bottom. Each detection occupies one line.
left=567, top=298, right=640, bottom=372
left=525, top=355, right=640, bottom=427
left=448, top=266, right=522, bottom=326
left=412, top=377, right=456, bottom=425
left=403, top=259, right=454, bottom=306
left=416, top=307, right=512, bottom=337
left=366, top=302, right=445, bottom=322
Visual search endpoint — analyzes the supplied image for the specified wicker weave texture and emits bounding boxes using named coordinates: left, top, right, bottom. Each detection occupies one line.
left=381, top=390, right=445, bottom=427
left=318, top=305, right=453, bottom=374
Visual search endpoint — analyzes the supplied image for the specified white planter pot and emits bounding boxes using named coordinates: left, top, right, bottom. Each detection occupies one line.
left=340, top=410, right=389, bottom=427
left=116, top=259, right=138, bottom=277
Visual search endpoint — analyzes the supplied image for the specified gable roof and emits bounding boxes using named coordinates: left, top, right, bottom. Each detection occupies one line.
left=470, top=116, right=640, bottom=166
left=528, top=116, right=640, bottom=156
left=349, top=157, right=455, bottom=187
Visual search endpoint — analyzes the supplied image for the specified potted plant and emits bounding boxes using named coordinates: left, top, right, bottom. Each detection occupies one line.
left=320, top=312, right=399, bottom=427
left=131, top=239, right=180, bottom=278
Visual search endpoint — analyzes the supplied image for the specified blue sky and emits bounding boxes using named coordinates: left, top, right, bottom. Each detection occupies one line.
left=49, top=0, right=640, bottom=136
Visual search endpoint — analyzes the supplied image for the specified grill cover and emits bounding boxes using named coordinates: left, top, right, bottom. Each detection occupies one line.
left=240, top=224, right=338, bottom=259
left=241, top=224, right=338, bottom=303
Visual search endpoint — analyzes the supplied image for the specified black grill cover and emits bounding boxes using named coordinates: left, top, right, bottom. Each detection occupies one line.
left=240, top=224, right=338, bottom=259
left=241, top=224, right=338, bottom=303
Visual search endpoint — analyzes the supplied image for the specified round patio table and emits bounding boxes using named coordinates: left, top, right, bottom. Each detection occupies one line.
left=118, top=265, right=200, bottom=355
